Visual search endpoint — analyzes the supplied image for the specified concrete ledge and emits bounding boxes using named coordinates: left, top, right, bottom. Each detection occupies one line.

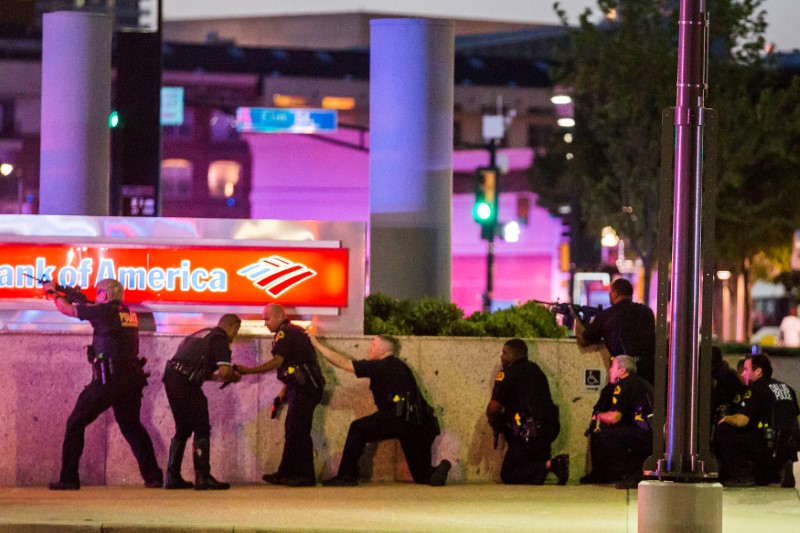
left=0, top=332, right=608, bottom=486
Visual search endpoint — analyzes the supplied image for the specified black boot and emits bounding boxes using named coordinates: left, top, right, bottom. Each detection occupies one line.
left=549, top=454, right=570, bottom=486
left=165, top=438, right=193, bottom=489
left=193, top=438, right=230, bottom=490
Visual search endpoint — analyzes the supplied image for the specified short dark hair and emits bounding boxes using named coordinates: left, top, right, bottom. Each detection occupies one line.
left=711, top=345, right=722, bottom=367
left=504, top=338, right=529, bottom=360
left=747, top=354, right=773, bottom=378
left=611, top=278, right=633, bottom=298
left=218, top=314, right=241, bottom=329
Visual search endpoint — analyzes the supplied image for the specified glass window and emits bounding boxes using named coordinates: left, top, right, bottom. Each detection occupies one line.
left=161, top=159, right=193, bottom=197
left=207, top=160, right=240, bottom=198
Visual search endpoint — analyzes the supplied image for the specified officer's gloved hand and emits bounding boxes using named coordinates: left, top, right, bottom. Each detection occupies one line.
left=42, top=281, right=55, bottom=297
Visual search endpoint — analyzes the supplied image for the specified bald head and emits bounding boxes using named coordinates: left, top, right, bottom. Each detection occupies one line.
left=263, top=304, right=286, bottom=332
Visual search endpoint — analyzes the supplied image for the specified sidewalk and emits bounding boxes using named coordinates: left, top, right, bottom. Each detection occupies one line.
left=1, top=483, right=799, bottom=532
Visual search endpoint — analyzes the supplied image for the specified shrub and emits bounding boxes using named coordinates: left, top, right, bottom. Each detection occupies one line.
left=406, top=297, right=464, bottom=336
left=364, top=294, right=566, bottom=338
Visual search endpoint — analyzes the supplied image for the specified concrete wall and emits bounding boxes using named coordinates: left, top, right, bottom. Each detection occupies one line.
left=0, top=332, right=609, bottom=486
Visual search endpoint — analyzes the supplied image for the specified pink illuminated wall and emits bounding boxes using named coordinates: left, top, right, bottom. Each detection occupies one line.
left=243, top=134, right=566, bottom=314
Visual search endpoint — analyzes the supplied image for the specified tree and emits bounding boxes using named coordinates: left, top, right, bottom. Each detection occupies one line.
left=534, top=0, right=800, bottom=308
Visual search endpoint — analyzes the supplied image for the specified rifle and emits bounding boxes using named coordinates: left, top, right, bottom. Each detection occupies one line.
left=533, top=300, right=602, bottom=324
left=25, top=273, right=89, bottom=304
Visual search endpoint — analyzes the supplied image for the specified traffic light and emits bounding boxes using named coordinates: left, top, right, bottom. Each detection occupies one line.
left=474, top=167, right=499, bottom=240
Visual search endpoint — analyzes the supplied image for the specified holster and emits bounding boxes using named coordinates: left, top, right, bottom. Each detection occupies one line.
left=91, top=353, right=114, bottom=385
left=167, top=360, right=206, bottom=385
left=279, top=363, right=324, bottom=392
left=394, top=392, right=437, bottom=429
left=513, top=415, right=541, bottom=443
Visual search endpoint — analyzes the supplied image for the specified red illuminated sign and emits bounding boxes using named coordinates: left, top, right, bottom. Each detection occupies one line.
left=0, top=243, right=349, bottom=307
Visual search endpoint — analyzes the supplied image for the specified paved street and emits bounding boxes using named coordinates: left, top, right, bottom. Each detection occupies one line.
left=1, top=482, right=799, bottom=532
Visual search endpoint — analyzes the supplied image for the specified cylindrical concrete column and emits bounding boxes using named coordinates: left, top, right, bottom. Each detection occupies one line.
left=369, top=18, right=454, bottom=301
left=40, top=11, right=112, bottom=215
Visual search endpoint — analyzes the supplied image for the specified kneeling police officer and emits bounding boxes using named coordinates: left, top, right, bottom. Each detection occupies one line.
left=487, top=338, right=568, bottom=485
left=716, top=354, right=800, bottom=487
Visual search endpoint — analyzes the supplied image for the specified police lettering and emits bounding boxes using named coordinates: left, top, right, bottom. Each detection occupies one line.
left=770, top=383, right=794, bottom=401
left=119, top=310, right=139, bottom=328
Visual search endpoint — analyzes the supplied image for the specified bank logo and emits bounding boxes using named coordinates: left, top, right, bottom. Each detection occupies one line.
left=237, top=256, right=317, bottom=297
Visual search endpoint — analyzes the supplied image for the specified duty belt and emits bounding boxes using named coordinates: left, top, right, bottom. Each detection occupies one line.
left=167, top=360, right=196, bottom=377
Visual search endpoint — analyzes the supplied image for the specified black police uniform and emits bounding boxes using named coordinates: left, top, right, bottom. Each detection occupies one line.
left=163, top=325, right=235, bottom=489
left=55, top=300, right=161, bottom=488
left=334, top=356, right=441, bottom=484
left=271, top=319, right=325, bottom=484
left=581, top=299, right=656, bottom=384
left=164, top=326, right=233, bottom=441
left=711, top=360, right=745, bottom=418
left=586, top=374, right=653, bottom=483
left=490, top=358, right=560, bottom=484
left=715, top=376, right=800, bottom=485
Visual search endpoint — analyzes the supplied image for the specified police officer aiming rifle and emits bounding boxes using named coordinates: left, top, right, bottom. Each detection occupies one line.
left=42, top=277, right=163, bottom=490
left=574, top=278, right=656, bottom=385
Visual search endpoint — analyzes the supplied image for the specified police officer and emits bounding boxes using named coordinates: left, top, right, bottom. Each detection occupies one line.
left=309, top=334, right=451, bottom=487
left=716, top=354, right=800, bottom=487
left=163, top=314, right=241, bottom=490
left=44, top=278, right=162, bottom=490
left=486, top=338, right=568, bottom=485
left=711, top=346, right=745, bottom=418
left=580, top=355, right=653, bottom=489
left=237, top=304, right=325, bottom=487
left=576, top=278, right=656, bottom=385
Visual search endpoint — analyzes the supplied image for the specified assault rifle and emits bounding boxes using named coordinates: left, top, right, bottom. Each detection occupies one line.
left=534, top=300, right=602, bottom=324
left=25, top=273, right=89, bottom=304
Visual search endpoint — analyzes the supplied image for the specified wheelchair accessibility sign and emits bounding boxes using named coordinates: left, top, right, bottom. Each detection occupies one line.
left=584, top=369, right=603, bottom=392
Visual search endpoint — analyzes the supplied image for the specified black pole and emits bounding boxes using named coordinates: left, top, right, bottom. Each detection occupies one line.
left=655, top=0, right=712, bottom=479
left=482, top=139, right=497, bottom=313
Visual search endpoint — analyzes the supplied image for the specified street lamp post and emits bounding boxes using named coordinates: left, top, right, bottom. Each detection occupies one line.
left=481, top=138, right=497, bottom=313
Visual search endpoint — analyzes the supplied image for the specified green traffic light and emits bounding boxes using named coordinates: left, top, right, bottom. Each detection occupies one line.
left=109, top=110, right=119, bottom=128
left=475, top=201, right=493, bottom=221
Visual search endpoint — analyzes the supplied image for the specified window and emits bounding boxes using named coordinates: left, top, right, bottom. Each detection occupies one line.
left=207, top=160, right=240, bottom=198
left=161, top=159, right=193, bottom=197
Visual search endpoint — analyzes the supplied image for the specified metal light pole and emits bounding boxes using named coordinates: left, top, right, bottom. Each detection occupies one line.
left=639, top=0, right=722, bottom=530
left=659, top=0, right=712, bottom=481
left=481, top=138, right=497, bottom=313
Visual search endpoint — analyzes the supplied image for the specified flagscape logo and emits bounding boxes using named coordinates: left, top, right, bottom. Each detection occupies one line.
left=237, top=256, right=318, bottom=297
left=0, top=243, right=348, bottom=307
